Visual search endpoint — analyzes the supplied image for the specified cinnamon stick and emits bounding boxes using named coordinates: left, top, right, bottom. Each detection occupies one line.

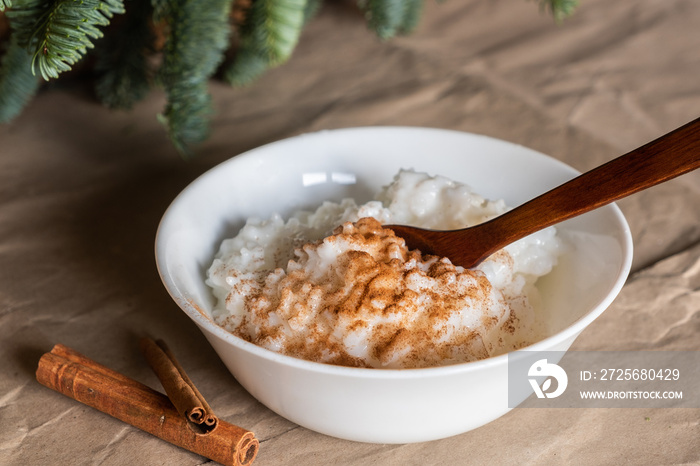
left=36, top=344, right=258, bottom=466
left=139, top=337, right=218, bottom=434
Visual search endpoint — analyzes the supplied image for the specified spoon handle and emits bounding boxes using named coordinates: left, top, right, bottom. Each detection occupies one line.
left=481, top=117, right=700, bottom=245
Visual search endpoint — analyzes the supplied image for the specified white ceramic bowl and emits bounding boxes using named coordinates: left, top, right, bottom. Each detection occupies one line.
left=155, top=127, right=633, bottom=443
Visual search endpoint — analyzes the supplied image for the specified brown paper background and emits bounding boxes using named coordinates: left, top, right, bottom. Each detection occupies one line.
left=1, top=0, right=698, bottom=464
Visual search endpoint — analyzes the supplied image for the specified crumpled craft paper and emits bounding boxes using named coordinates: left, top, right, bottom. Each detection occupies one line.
left=1, top=0, right=699, bottom=464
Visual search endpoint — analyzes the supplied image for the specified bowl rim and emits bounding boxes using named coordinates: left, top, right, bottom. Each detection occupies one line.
left=155, top=125, right=634, bottom=379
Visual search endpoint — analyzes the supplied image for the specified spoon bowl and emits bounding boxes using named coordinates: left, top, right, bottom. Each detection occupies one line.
left=388, top=117, right=700, bottom=269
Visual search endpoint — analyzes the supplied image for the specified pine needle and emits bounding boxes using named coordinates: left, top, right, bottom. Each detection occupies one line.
left=158, top=0, right=232, bottom=156
left=0, top=37, right=40, bottom=122
left=225, top=0, right=307, bottom=86
left=94, top=0, right=154, bottom=109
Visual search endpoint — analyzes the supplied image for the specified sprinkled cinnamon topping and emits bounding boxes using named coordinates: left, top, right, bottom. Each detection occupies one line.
left=207, top=169, right=561, bottom=368
left=227, top=218, right=514, bottom=368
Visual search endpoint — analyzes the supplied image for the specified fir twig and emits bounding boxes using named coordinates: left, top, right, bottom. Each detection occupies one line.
left=94, top=0, right=154, bottom=109
left=358, top=0, right=423, bottom=38
left=157, top=80, right=212, bottom=155
left=358, top=0, right=425, bottom=38
left=225, top=47, right=269, bottom=86
left=0, top=0, right=46, bottom=122
left=10, top=0, right=125, bottom=81
left=303, top=0, right=322, bottom=24
left=0, top=37, right=40, bottom=122
left=2, top=0, right=581, bottom=150
left=3, top=0, right=49, bottom=47
left=398, top=0, right=422, bottom=34
left=537, top=0, right=578, bottom=22
left=158, top=0, right=232, bottom=156
left=225, top=0, right=307, bottom=86
left=360, top=0, right=409, bottom=40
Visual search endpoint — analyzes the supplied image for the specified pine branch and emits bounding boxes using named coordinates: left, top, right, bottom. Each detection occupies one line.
left=303, top=0, right=321, bottom=24
left=2, top=0, right=581, bottom=152
left=0, top=37, right=40, bottom=122
left=538, top=0, right=578, bottom=22
left=157, top=80, right=212, bottom=155
left=10, top=0, right=125, bottom=81
left=360, top=0, right=409, bottom=40
left=4, top=0, right=49, bottom=47
left=225, top=0, right=307, bottom=86
left=158, top=0, right=232, bottom=156
left=0, top=0, right=46, bottom=123
left=244, top=0, right=307, bottom=63
left=225, top=47, right=270, bottom=86
left=94, top=0, right=154, bottom=109
left=398, top=0, right=422, bottom=34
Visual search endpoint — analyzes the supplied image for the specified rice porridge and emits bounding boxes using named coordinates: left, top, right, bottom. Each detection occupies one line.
left=206, top=169, right=561, bottom=368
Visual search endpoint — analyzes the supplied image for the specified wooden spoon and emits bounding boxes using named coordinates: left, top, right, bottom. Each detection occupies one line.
left=387, top=117, right=700, bottom=269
